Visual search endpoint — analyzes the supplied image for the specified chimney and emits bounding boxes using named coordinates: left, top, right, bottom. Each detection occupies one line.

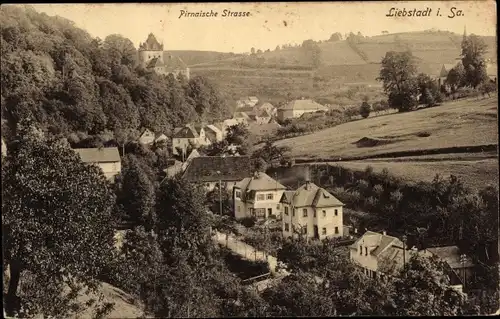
left=253, top=171, right=260, bottom=179
left=382, top=230, right=386, bottom=236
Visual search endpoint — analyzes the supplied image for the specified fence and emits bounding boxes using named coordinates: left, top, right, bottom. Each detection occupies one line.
left=214, top=232, right=269, bottom=263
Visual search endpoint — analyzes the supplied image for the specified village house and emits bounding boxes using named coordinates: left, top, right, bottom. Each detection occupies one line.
left=204, top=124, right=224, bottom=143
left=350, top=231, right=467, bottom=292
left=232, top=111, right=251, bottom=126
left=138, top=128, right=155, bottom=145
left=248, top=109, right=272, bottom=124
left=171, top=124, right=210, bottom=156
left=74, top=147, right=121, bottom=182
left=138, top=33, right=190, bottom=79
left=248, top=96, right=259, bottom=107
left=277, top=99, right=329, bottom=121
left=280, top=181, right=344, bottom=240
left=182, top=156, right=252, bottom=192
left=438, top=63, right=457, bottom=86
left=233, top=172, right=287, bottom=220
left=425, top=245, right=475, bottom=287
left=247, top=121, right=281, bottom=141
left=257, top=102, right=277, bottom=117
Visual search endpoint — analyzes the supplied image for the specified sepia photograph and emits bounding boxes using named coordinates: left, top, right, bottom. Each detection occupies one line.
left=1, top=1, right=498, bottom=318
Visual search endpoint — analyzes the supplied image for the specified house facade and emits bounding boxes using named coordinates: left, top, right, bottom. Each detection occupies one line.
left=280, top=181, right=344, bottom=240
left=277, top=99, right=329, bottom=121
left=233, top=172, right=287, bottom=220
left=138, top=129, right=155, bottom=145
left=349, top=231, right=467, bottom=293
left=182, top=156, right=252, bottom=192
left=74, top=147, right=121, bottom=182
left=171, top=125, right=210, bottom=156
left=204, top=124, right=224, bottom=143
left=350, top=231, right=405, bottom=278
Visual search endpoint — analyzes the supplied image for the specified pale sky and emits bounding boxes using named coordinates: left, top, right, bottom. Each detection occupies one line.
left=19, top=2, right=498, bottom=53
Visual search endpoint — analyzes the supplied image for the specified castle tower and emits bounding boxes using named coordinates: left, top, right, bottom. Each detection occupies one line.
left=138, top=33, right=164, bottom=67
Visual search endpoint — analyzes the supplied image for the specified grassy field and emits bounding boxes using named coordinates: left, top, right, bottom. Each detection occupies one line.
left=332, top=158, right=498, bottom=190
left=274, top=96, right=498, bottom=159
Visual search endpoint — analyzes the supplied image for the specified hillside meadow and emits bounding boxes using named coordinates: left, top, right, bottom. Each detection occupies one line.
left=274, top=95, right=498, bottom=160
left=332, top=157, right=498, bottom=191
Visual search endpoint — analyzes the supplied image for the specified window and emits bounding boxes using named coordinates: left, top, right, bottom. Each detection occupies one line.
left=284, top=206, right=289, bottom=216
left=302, top=226, right=307, bottom=235
left=365, top=247, right=368, bottom=256
left=322, top=227, right=327, bottom=235
left=292, top=209, right=295, bottom=217
left=284, top=223, right=289, bottom=232
left=303, top=209, right=308, bottom=217
left=322, top=210, right=326, bottom=217
left=257, top=194, right=265, bottom=201
left=360, top=245, right=363, bottom=255
left=266, top=193, right=274, bottom=200
left=237, top=206, right=240, bottom=212
left=335, top=227, right=339, bottom=234
left=235, top=191, right=241, bottom=199
left=268, top=208, right=272, bottom=216
left=334, top=209, right=338, bottom=216
left=313, top=210, right=317, bottom=218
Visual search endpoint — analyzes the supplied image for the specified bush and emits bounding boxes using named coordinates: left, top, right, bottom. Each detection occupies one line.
left=240, top=216, right=257, bottom=228
left=359, top=101, right=371, bottom=118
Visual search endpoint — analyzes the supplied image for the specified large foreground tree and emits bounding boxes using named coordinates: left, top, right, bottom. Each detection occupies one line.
left=378, top=51, right=419, bottom=112
left=2, top=121, right=116, bottom=318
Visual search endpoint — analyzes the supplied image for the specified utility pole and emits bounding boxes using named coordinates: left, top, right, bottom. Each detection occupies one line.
left=217, top=170, right=222, bottom=216
left=402, top=235, right=407, bottom=276
left=460, top=254, right=467, bottom=290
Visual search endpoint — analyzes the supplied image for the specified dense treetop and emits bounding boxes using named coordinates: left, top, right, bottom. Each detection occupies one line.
left=0, top=5, right=231, bottom=141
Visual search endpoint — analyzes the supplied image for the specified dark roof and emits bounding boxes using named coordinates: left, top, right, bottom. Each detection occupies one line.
left=146, top=57, right=165, bottom=68
left=173, top=125, right=199, bottom=138
left=426, top=246, right=474, bottom=269
left=182, top=156, right=252, bottom=182
left=140, top=33, right=163, bottom=51
left=74, top=147, right=121, bottom=163
left=163, top=54, right=188, bottom=71
left=279, top=182, right=343, bottom=208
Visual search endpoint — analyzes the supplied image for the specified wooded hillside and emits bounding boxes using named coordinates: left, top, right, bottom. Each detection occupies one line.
left=0, top=5, right=231, bottom=141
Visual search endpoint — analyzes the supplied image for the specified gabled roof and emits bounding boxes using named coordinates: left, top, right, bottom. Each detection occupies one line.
left=205, top=124, right=223, bottom=135
left=173, top=125, right=199, bottom=138
left=182, top=156, right=252, bottom=183
left=74, top=147, right=121, bottom=163
left=140, top=128, right=154, bottom=138
left=279, top=182, right=343, bottom=208
left=163, top=54, right=188, bottom=71
left=280, top=99, right=328, bottom=111
left=350, top=231, right=403, bottom=257
left=235, top=172, right=287, bottom=193
left=139, top=33, right=164, bottom=51
left=426, top=246, right=474, bottom=269
left=181, top=149, right=201, bottom=171
left=237, top=106, right=255, bottom=113
left=233, top=112, right=251, bottom=120
left=146, top=57, right=165, bottom=68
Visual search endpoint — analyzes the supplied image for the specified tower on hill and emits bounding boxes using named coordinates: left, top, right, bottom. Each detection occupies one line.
left=137, top=33, right=190, bottom=80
